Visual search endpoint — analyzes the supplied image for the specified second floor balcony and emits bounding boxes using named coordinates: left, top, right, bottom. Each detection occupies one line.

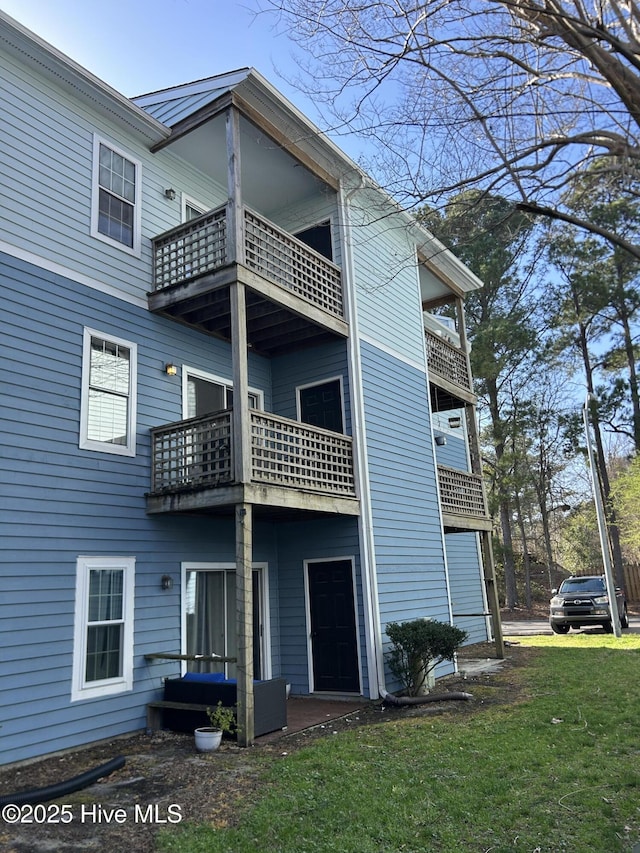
left=149, top=205, right=348, bottom=353
left=146, top=408, right=359, bottom=518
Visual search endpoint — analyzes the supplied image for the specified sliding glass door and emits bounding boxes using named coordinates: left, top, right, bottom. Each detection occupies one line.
left=184, top=566, right=265, bottom=679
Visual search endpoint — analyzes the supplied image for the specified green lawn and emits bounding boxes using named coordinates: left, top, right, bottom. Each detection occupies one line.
left=160, top=634, right=640, bottom=853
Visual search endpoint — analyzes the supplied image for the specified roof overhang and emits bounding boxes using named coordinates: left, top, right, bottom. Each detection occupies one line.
left=0, top=10, right=170, bottom=145
left=137, top=68, right=354, bottom=191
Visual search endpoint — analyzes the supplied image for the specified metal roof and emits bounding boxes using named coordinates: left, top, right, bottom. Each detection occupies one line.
left=132, top=68, right=251, bottom=127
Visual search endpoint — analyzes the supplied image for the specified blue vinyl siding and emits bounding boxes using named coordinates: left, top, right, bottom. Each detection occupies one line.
left=434, top=429, right=469, bottom=469
left=0, top=253, right=282, bottom=764
left=359, top=341, right=451, bottom=628
left=270, top=194, right=342, bottom=269
left=434, top=430, right=489, bottom=644
left=0, top=22, right=491, bottom=763
left=0, top=50, right=227, bottom=307
left=271, top=341, right=350, bottom=431
left=349, top=189, right=426, bottom=366
left=445, top=532, right=489, bottom=645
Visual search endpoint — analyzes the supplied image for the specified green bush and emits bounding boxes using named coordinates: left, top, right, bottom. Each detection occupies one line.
left=386, top=618, right=468, bottom=696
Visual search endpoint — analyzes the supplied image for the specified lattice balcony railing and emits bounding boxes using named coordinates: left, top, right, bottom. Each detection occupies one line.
left=152, top=206, right=344, bottom=320
left=151, top=411, right=233, bottom=492
left=153, top=206, right=227, bottom=290
left=250, top=411, right=354, bottom=495
left=244, top=209, right=343, bottom=318
left=150, top=410, right=355, bottom=498
left=425, top=329, right=473, bottom=393
left=437, top=465, right=487, bottom=518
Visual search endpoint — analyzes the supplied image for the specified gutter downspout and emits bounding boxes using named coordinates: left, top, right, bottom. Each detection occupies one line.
left=379, top=688, right=472, bottom=705
left=341, top=177, right=476, bottom=707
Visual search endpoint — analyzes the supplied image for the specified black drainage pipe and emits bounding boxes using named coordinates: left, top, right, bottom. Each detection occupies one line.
left=0, top=756, right=126, bottom=806
left=381, top=689, right=473, bottom=706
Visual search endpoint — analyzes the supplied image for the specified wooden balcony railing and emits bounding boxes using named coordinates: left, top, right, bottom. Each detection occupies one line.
left=243, top=210, right=343, bottom=317
left=425, top=329, right=473, bottom=394
left=250, top=411, right=354, bottom=495
left=153, top=205, right=344, bottom=320
left=154, top=205, right=228, bottom=291
left=151, top=411, right=233, bottom=492
left=437, top=465, right=487, bottom=519
left=150, top=409, right=355, bottom=498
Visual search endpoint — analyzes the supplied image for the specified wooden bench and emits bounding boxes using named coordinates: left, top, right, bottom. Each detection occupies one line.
left=146, top=700, right=218, bottom=732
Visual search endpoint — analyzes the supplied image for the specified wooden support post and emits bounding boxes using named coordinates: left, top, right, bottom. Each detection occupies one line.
left=455, top=295, right=504, bottom=658
left=481, top=530, right=504, bottom=659
left=235, top=502, right=254, bottom=746
left=226, top=106, right=244, bottom=265
left=454, top=295, right=473, bottom=388
left=230, top=280, right=251, bottom=484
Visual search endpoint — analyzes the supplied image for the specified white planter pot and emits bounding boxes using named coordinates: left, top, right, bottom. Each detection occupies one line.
left=194, top=727, right=223, bottom=752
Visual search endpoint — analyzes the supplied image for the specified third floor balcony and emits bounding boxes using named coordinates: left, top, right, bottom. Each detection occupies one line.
left=148, top=204, right=348, bottom=354
left=425, top=326, right=475, bottom=407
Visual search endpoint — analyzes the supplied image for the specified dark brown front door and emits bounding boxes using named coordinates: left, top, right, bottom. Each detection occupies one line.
left=308, top=560, right=360, bottom=692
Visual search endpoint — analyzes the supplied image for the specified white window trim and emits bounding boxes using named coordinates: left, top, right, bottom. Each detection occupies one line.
left=182, top=365, right=264, bottom=419
left=295, top=375, right=346, bottom=431
left=91, top=134, right=142, bottom=257
left=79, top=327, right=138, bottom=457
left=180, top=562, right=271, bottom=680
left=71, top=556, right=135, bottom=702
left=181, top=193, right=208, bottom=221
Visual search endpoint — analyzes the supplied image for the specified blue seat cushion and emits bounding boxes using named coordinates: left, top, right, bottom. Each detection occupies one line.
left=182, top=672, right=226, bottom=683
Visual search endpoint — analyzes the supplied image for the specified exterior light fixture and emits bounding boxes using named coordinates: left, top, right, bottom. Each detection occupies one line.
left=164, top=188, right=177, bottom=200
left=164, top=363, right=178, bottom=376
left=448, top=416, right=462, bottom=429
left=435, top=435, right=447, bottom=446
left=161, top=575, right=174, bottom=591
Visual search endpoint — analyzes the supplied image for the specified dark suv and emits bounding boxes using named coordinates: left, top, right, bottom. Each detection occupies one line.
left=549, top=575, right=629, bottom=634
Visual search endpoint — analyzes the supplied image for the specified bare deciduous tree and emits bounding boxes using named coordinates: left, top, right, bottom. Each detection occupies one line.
left=261, top=0, right=640, bottom=255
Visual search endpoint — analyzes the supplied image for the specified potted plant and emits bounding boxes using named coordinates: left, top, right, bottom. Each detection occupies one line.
left=194, top=701, right=236, bottom=752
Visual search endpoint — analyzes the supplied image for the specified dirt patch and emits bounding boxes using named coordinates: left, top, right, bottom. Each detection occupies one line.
left=0, top=643, right=536, bottom=853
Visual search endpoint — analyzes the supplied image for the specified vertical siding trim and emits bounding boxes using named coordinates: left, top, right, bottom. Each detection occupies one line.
left=475, top=532, right=493, bottom=638
left=417, top=248, right=457, bottom=634
left=339, top=181, right=382, bottom=698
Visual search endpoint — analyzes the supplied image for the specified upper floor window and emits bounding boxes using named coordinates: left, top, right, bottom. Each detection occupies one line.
left=183, top=367, right=262, bottom=419
left=91, top=136, right=141, bottom=255
left=182, top=194, right=207, bottom=222
left=80, top=328, right=137, bottom=457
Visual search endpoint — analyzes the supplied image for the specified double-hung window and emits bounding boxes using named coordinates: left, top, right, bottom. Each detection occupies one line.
left=72, top=556, right=135, bottom=701
left=80, top=328, right=137, bottom=456
left=91, top=135, right=141, bottom=254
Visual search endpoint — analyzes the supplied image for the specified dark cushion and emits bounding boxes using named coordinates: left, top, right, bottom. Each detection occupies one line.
left=161, top=676, right=287, bottom=736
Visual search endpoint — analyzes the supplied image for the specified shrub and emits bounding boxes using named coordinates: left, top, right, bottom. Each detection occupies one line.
left=386, top=618, right=468, bottom=696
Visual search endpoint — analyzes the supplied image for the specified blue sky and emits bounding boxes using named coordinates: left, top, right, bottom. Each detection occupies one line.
left=1, top=1, right=351, bottom=149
